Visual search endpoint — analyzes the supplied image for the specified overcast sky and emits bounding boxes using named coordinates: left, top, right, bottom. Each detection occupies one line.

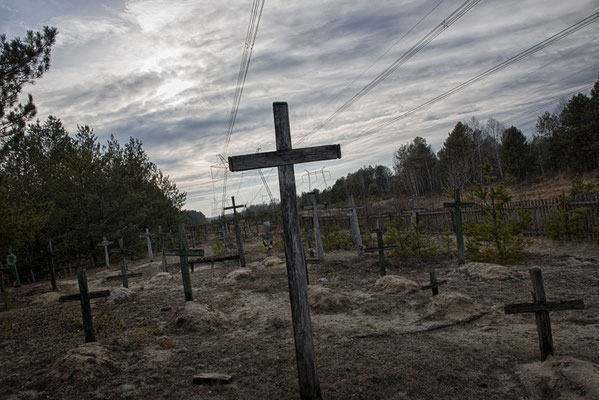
left=1, top=0, right=598, bottom=216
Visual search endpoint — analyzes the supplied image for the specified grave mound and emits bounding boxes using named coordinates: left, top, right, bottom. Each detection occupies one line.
left=43, top=343, right=122, bottom=385
left=106, top=287, right=136, bottom=304
left=32, top=291, right=61, bottom=304
left=223, top=268, right=254, bottom=283
left=93, top=269, right=114, bottom=279
left=518, top=356, right=599, bottom=399
left=168, top=302, right=225, bottom=334
left=309, top=285, right=352, bottom=313
left=424, top=291, right=486, bottom=321
left=461, top=262, right=520, bottom=280
left=374, top=275, right=420, bottom=294
left=247, top=261, right=263, bottom=269
left=262, top=256, right=284, bottom=267
left=150, top=272, right=173, bottom=284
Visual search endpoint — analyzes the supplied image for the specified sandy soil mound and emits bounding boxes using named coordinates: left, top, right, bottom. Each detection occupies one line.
left=262, top=256, right=284, bottom=267
left=44, top=343, right=123, bottom=385
left=167, top=302, right=226, bottom=334
left=461, top=262, right=519, bottom=280
left=374, top=275, right=420, bottom=294
left=424, top=291, right=486, bottom=321
left=31, top=291, right=61, bottom=304
left=309, top=285, right=352, bottom=313
left=223, top=268, right=255, bottom=284
left=247, top=261, right=263, bottom=270
left=150, top=272, right=173, bottom=284
left=518, top=356, right=599, bottom=399
left=106, top=287, right=135, bottom=304
left=93, top=269, right=114, bottom=279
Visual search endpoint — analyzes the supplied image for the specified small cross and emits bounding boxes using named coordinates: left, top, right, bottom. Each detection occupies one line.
left=420, top=270, right=447, bottom=296
left=139, top=228, right=156, bottom=262
left=303, top=192, right=325, bottom=261
left=364, top=228, right=398, bottom=276
left=224, top=196, right=246, bottom=267
left=6, top=247, right=20, bottom=287
left=164, top=223, right=204, bottom=301
left=46, top=240, right=57, bottom=292
left=401, top=195, right=425, bottom=227
left=228, top=102, right=341, bottom=400
left=97, top=236, right=113, bottom=269
left=157, top=226, right=170, bottom=272
left=341, top=195, right=364, bottom=251
left=108, top=239, right=141, bottom=288
left=443, top=189, right=474, bottom=265
left=59, top=269, right=110, bottom=343
left=504, top=268, right=584, bottom=361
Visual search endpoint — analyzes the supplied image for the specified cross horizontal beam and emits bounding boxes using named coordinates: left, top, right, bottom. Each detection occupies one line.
left=164, top=249, right=205, bottom=257
left=422, top=280, right=447, bottom=290
left=504, top=300, right=584, bottom=314
left=106, top=273, right=142, bottom=281
left=59, top=290, right=111, bottom=303
left=228, top=145, right=341, bottom=172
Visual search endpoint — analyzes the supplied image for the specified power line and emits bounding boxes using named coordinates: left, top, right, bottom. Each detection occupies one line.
left=296, top=0, right=484, bottom=145
left=357, top=11, right=599, bottom=139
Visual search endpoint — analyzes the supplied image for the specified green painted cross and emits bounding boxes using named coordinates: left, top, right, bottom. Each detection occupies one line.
left=443, top=189, right=474, bottom=265
left=365, top=228, right=398, bottom=276
left=164, top=223, right=204, bottom=301
left=421, top=270, right=447, bottom=296
left=59, top=268, right=110, bottom=343
left=108, top=239, right=141, bottom=288
left=224, top=196, right=246, bottom=267
left=504, top=268, right=584, bottom=361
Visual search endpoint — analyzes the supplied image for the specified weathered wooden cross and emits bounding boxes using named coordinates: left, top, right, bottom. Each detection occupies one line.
left=342, top=195, right=363, bottom=252
left=164, top=223, right=204, bottom=302
left=504, top=268, right=584, bottom=361
left=402, top=195, right=425, bottom=227
left=303, top=192, right=325, bottom=261
left=139, top=228, right=156, bottom=262
left=224, top=196, right=246, bottom=267
left=157, top=225, right=170, bottom=272
left=228, top=102, right=341, bottom=400
left=97, top=236, right=113, bottom=269
left=59, top=268, right=111, bottom=343
left=421, top=270, right=447, bottom=296
left=443, top=189, right=474, bottom=265
left=108, top=239, right=142, bottom=288
left=47, top=240, right=57, bottom=292
left=365, top=227, right=398, bottom=276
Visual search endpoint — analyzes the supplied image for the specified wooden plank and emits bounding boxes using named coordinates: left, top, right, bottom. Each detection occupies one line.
left=228, top=144, right=341, bottom=172
left=164, top=249, right=205, bottom=257
left=504, top=300, right=584, bottom=314
left=106, top=273, right=142, bottom=281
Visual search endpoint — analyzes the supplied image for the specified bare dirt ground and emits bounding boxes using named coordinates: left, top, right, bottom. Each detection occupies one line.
left=1, top=236, right=598, bottom=399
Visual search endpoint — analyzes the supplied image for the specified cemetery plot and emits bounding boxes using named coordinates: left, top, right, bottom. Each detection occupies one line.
left=0, top=238, right=598, bottom=399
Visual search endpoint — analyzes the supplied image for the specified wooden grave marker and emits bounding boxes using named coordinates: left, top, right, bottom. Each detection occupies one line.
left=157, top=225, right=170, bottom=272
left=139, top=228, right=155, bottom=262
left=421, top=270, right=446, bottom=296
left=402, top=195, right=425, bottom=227
left=504, top=268, right=584, bottom=361
left=342, top=195, right=363, bottom=252
left=443, top=189, right=474, bottom=265
left=364, top=226, right=397, bottom=276
left=6, top=247, right=20, bottom=287
left=59, top=269, right=110, bottom=342
left=224, top=196, right=246, bottom=267
left=108, top=239, right=142, bottom=288
left=303, top=192, right=325, bottom=261
left=47, top=240, right=58, bottom=292
left=164, top=223, right=204, bottom=301
left=97, top=236, right=113, bottom=269
left=228, top=102, right=341, bottom=400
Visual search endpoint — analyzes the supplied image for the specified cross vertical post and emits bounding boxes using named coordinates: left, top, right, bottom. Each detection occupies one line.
left=224, top=196, right=246, bottom=267
left=118, top=239, right=130, bottom=288
left=158, top=225, right=168, bottom=272
left=342, top=195, right=363, bottom=252
left=48, top=240, right=57, bottom=292
left=140, top=228, right=154, bottom=262
left=443, top=189, right=474, bottom=265
left=304, top=192, right=324, bottom=261
left=164, top=224, right=203, bottom=301
left=421, top=270, right=447, bottom=296
left=7, top=247, right=19, bottom=287
left=229, top=102, right=341, bottom=400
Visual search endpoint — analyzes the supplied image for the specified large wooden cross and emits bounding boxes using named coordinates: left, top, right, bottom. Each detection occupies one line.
left=229, top=102, right=341, bottom=400
left=365, top=228, right=398, bottom=276
left=97, top=236, right=113, bottom=269
left=303, top=192, right=325, bottom=261
left=443, top=189, right=474, bottom=265
left=108, top=239, right=141, bottom=288
left=59, top=269, right=110, bottom=343
left=164, top=223, right=204, bottom=301
left=224, top=196, right=246, bottom=267
left=504, top=268, right=584, bottom=361
left=342, top=195, right=363, bottom=251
